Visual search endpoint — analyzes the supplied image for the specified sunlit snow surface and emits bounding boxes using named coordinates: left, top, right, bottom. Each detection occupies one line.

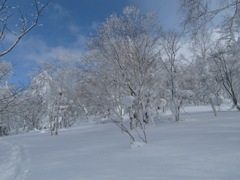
left=1, top=105, right=240, bottom=180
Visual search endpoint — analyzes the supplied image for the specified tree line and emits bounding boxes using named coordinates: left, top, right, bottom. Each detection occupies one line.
left=0, top=1, right=240, bottom=143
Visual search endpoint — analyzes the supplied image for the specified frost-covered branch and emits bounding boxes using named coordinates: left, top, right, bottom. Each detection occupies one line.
left=0, top=0, right=51, bottom=58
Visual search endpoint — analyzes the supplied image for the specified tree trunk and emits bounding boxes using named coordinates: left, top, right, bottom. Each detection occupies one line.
left=209, top=98, right=217, bottom=116
left=232, top=94, right=240, bottom=111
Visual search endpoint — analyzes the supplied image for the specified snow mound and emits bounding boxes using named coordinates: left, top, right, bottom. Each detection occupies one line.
left=130, top=141, right=146, bottom=149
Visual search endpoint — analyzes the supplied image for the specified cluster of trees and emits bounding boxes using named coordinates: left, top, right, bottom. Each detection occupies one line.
left=0, top=0, right=51, bottom=135
left=180, top=0, right=240, bottom=112
left=1, top=1, right=240, bottom=143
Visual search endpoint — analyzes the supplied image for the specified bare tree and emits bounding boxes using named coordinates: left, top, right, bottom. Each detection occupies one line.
left=0, top=0, right=51, bottom=58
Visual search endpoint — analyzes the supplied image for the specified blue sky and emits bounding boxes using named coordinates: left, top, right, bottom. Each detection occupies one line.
left=4, top=0, right=180, bottom=84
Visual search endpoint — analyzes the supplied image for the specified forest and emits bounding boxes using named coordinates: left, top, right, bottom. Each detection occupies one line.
left=0, top=0, right=240, bottom=143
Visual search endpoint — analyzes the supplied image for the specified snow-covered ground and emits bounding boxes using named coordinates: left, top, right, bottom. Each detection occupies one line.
left=1, top=105, right=240, bottom=180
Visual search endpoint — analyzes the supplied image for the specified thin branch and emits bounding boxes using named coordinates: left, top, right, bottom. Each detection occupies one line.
left=0, top=0, right=51, bottom=58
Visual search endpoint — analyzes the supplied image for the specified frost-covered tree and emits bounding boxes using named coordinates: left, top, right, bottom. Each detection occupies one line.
left=188, top=28, right=223, bottom=115
left=180, top=0, right=240, bottom=39
left=24, top=70, right=52, bottom=130
left=209, top=41, right=240, bottom=110
left=45, top=51, right=86, bottom=129
left=160, top=31, right=193, bottom=121
left=180, top=0, right=240, bottom=110
left=0, top=61, right=24, bottom=134
left=0, top=0, right=51, bottom=135
left=85, top=6, right=163, bottom=143
left=29, top=51, right=87, bottom=135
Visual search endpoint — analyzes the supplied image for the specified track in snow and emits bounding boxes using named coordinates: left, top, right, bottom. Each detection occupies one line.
left=0, top=140, right=30, bottom=180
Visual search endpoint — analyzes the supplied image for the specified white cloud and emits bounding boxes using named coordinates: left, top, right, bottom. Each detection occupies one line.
left=47, top=46, right=83, bottom=63
left=15, top=37, right=49, bottom=62
left=53, top=4, right=70, bottom=17
left=4, top=34, right=84, bottom=68
left=69, top=24, right=80, bottom=34
left=67, top=24, right=89, bottom=48
left=49, top=3, right=70, bottom=21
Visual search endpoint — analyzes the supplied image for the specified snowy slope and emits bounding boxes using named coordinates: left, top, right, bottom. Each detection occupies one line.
left=1, top=107, right=240, bottom=180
